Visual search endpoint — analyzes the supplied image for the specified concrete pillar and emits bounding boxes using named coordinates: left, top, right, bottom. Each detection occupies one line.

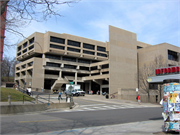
left=59, top=70, right=62, bottom=79
left=75, top=72, right=77, bottom=85
left=8, top=95, right=11, bottom=105
left=42, top=54, right=45, bottom=58
left=65, top=39, right=67, bottom=54
left=89, top=81, right=91, bottom=92
left=35, top=95, right=38, bottom=104
left=100, top=85, right=102, bottom=95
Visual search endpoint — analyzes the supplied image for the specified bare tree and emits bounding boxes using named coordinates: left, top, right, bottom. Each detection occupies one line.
left=1, top=56, right=19, bottom=82
left=138, top=55, right=167, bottom=102
left=0, top=0, right=80, bottom=46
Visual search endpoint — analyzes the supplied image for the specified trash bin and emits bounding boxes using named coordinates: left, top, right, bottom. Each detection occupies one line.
left=105, top=94, right=109, bottom=99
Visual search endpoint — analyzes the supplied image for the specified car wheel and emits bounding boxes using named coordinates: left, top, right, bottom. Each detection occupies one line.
left=76, top=93, right=79, bottom=97
left=83, top=95, right=85, bottom=96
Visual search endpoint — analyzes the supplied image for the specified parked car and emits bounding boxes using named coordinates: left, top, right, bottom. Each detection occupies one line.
left=71, top=90, right=79, bottom=96
left=76, top=89, right=85, bottom=96
left=65, top=89, right=85, bottom=97
left=64, top=90, right=72, bottom=96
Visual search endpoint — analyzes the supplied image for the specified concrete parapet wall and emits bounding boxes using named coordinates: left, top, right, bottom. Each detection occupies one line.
left=0, top=102, right=74, bottom=114
left=118, top=88, right=159, bottom=103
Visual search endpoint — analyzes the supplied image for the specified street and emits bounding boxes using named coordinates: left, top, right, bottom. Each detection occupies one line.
left=0, top=96, right=163, bottom=135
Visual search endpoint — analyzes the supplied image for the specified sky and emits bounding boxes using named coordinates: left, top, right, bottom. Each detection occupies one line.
left=4, top=0, right=180, bottom=58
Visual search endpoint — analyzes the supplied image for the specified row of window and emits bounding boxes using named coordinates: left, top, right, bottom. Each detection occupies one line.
left=17, top=45, right=34, bottom=56
left=49, top=43, right=107, bottom=57
left=18, top=37, right=35, bottom=51
left=45, top=54, right=92, bottom=64
left=50, top=36, right=106, bottom=52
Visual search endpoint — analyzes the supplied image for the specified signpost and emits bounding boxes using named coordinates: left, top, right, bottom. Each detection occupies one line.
left=68, top=82, right=74, bottom=102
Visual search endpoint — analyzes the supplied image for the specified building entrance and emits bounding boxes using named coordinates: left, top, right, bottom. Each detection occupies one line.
left=91, top=81, right=100, bottom=94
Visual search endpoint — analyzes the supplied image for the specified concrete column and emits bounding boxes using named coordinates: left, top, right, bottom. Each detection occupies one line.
left=59, top=70, right=62, bottom=79
left=65, top=39, right=67, bottom=54
left=75, top=72, right=77, bottom=85
left=89, top=81, right=91, bottom=92
left=42, top=54, right=45, bottom=58
left=8, top=95, right=11, bottom=105
left=100, top=85, right=102, bottom=95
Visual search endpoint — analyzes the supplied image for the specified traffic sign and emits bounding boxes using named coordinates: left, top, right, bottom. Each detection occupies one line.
left=69, top=82, right=74, bottom=85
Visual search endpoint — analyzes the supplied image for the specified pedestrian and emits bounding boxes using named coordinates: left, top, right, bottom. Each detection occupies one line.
left=58, top=91, right=63, bottom=100
left=26, top=87, right=29, bottom=95
left=91, top=90, right=93, bottom=95
left=137, top=94, right=141, bottom=105
left=41, top=87, right=43, bottom=92
left=28, top=87, right=31, bottom=96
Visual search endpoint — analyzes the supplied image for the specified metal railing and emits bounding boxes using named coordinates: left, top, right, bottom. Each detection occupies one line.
left=1, top=95, right=35, bottom=105
left=35, top=94, right=54, bottom=104
left=23, top=95, right=35, bottom=104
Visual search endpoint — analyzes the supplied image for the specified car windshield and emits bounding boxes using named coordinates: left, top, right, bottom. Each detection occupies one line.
left=77, top=89, right=82, bottom=91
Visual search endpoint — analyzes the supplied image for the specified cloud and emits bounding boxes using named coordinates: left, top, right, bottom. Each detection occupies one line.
left=4, top=0, right=180, bottom=58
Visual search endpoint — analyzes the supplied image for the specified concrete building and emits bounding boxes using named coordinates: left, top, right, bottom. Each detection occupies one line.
left=15, top=25, right=180, bottom=97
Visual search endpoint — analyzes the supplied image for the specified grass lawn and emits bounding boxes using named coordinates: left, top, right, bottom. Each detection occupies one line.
left=1, top=87, right=34, bottom=102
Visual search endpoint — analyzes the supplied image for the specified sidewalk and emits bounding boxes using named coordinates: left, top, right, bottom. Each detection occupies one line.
left=26, top=120, right=165, bottom=135
left=79, top=94, right=161, bottom=107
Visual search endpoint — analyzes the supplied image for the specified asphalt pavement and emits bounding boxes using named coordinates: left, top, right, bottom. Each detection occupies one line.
left=1, top=93, right=179, bottom=135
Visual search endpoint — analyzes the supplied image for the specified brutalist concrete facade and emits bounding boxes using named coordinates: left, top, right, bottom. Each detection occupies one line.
left=15, top=25, right=180, bottom=96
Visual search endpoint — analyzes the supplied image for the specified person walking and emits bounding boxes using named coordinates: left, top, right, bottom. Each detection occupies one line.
left=137, top=94, right=141, bottom=105
left=58, top=91, right=63, bottom=100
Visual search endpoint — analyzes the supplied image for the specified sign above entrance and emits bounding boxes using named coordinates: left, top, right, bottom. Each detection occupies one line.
left=155, top=66, right=180, bottom=76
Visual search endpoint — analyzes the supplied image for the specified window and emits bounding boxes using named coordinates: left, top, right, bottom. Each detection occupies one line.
left=78, top=59, right=90, bottom=64
left=83, top=43, right=95, bottom=50
left=46, top=62, right=60, bottom=67
left=16, top=67, right=20, bottom=70
left=149, top=84, right=158, bottom=90
left=16, top=73, right=20, bottom=77
left=28, top=45, right=34, bottom=50
left=91, top=66, right=97, bottom=70
left=18, top=46, right=22, bottom=51
left=92, top=60, right=100, bottom=63
left=21, top=64, right=26, bottom=69
left=45, top=54, right=60, bottom=60
left=45, top=70, right=59, bottom=75
left=64, top=64, right=76, bottom=69
left=50, top=36, right=65, bottom=44
left=83, top=50, right=95, bottom=55
left=102, top=64, right=109, bottom=69
left=68, top=40, right=80, bottom=47
left=17, top=52, right=21, bottom=56
left=97, top=46, right=106, bottom=52
left=29, top=37, right=34, bottom=45
left=168, top=50, right=178, bottom=61
left=91, top=73, right=100, bottom=76
left=27, top=62, right=33, bottom=66
left=102, top=80, right=109, bottom=84
left=50, top=44, right=65, bottom=50
left=21, top=71, right=26, bottom=75
left=23, top=42, right=27, bottom=48
left=97, top=53, right=107, bottom=57
left=137, top=46, right=143, bottom=49
left=67, top=47, right=80, bottom=53
left=63, top=56, right=76, bottom=62
left=102, top=71, right=109, bottom=74
left=23, top=49, right=27, bottom=53
left=80, top=66, right=89, bottom=71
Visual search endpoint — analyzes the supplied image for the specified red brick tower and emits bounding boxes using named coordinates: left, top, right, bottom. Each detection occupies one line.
left=0, top=1, right=7, bottom=62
